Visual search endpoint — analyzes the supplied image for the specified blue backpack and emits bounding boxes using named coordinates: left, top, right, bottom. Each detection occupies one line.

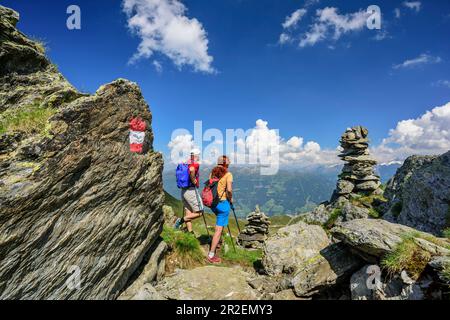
left=176, top=163, right=191, bottom=188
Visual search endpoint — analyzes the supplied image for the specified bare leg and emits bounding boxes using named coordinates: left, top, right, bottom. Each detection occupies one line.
left=184, top=211, right=203, bottom=232
left=210, top=225, right=224, bottom=255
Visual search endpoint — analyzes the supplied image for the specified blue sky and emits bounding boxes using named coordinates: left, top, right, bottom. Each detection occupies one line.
left=3, top=0, right=450, bottom=165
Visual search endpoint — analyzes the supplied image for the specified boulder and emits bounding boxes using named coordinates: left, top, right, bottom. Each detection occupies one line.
left=350, top=265, right=425, bottom=300
left=0, top=6, right=164, bottom=300
left=262, top=222, right=331, bottom=276
left=156, top=266, right=259, bottom=300
left=383, top=152, right=450, bottom=236
left=291, top=243, right=363, bottom=297
left=262, top=222, right=362, bottom=297
left=331, top=219, right=450, bottom=259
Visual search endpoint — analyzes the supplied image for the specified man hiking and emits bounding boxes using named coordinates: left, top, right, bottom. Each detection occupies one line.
left=174, top=149, right=204, bottom=233
left=207, top=155, right=233, bottom=264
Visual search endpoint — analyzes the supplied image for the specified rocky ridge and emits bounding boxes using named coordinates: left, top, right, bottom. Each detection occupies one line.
left=0, top=5, right=164, bottom=299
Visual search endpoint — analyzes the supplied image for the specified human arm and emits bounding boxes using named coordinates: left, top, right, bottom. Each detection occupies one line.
left=226, top=174, right=233, bottom=204
left=189, top=166, right=197, bottom=186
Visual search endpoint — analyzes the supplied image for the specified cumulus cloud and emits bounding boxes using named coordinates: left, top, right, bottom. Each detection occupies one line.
left=403, top=1, right=422, bottom=12
left=393, top=53, right=442, bottom=69
left=123, top=0, right=215, bottom=73
left=432, top=80, right=450, bottom=89
left=372, top=102, right=450, bottom=163
left=394, top=8, right=401, bottom=19
left=168, top=119, right=340, bottom=171
left=282, top=9, right=307, bottom=29
left=152, top=60, right=163, bottom=73
left=297, top=7, right=369, bottom=47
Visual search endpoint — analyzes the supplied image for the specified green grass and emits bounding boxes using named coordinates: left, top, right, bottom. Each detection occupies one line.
left=324, top=208, right=343, bottom=229
left=443, top=228, right=450, bottom=240
left=391, top=202, right=403, bottom=217
left=446, top=203, right=450, bottom=227
left=368, top=208, right=381, bottom=219
left=381, top=233, right=432, bottom=280
left=221, top=235, right=262, bottom=267
left=0, top=101, right=56, bottom=136
left=161, top=226, right=205, bottom=269
left=442, top=262, right=450, bottom=285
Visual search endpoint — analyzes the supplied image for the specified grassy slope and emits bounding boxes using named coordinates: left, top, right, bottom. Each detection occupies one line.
left=163, top=190, right=265, bottom=268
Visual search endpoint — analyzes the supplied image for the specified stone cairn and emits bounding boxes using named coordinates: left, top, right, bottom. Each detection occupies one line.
left=238, top=206, right=271, bottom=249
left=333, top=126, right=382, bottom=201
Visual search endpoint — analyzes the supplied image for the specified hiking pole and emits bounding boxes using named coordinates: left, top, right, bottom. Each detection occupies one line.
left=230, top=203, right=241, bottom=234
left=194, top=187, right=211, bottom=240
left=227, top=225, right=237, bottom=253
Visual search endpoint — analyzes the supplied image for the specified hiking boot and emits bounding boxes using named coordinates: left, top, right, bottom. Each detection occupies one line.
left=207, top=255, right=222, bottom=264
left=174, top=218, right=183, bottom=229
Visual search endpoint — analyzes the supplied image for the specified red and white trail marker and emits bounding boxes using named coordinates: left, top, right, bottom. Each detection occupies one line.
left=129, top=117, right=146, bottom=153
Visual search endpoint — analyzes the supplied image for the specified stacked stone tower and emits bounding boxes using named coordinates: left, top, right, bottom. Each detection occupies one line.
left=333, top=126, right=382, bottom=201
left=238, top=206, right=271, bottom=249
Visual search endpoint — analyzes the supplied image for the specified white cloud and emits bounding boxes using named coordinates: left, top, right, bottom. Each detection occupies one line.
left=403, top=1, right=422, bottom=12
left=373, top=102, right=450, bottom=163
left=168, top=119, right=340, bottom=169
left=394, top=8, right=401, bottom=19
left=152, top=60, right=163, bottom=73
left=298, top=7, right=369, bottom=47
left=393, top=53, right=442, bottom=69
left=279, top=33, right=291, bottom=44
left=432, top=80, right=450, bottom=89
left=168, top=103, right=450, bottom=169
left=282, top=9, right=307, bottom=29
left=123, top=0, right=215, bottom=74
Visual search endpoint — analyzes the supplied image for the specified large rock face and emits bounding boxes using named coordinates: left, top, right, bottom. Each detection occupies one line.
left=0, top=6, right=164, bottom=299
left=383, top=152, right=450, bottom=236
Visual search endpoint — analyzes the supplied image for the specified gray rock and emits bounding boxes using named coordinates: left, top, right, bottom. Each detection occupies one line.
left=262, top=222, right=331, bottom=276
left=238, top=206, right=270, bottom=249
left=130, top=284, right=165, bottom=300
left=341, top=202, right=370, bottom=221
left=332, top=219, right=450, bottom=259
left=0, top=6, right=164, bottom=300
left=383, top=152, right=450, bottom=236
left=337, top=180, right=354, bottom=195
left=156, top=266, right=259, bottom=300
left=350, top=265, right=425, bottom=300
left=291, top=243, right=363, bottom=297
left=118, top=240, right=167, bottom=300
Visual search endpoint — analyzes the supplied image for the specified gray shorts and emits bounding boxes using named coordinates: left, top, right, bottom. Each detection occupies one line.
left=181, top=187, right=203, bottom=213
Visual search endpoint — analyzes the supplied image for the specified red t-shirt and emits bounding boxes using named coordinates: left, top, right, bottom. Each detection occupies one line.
left=187, top=161, right=200, bottom=188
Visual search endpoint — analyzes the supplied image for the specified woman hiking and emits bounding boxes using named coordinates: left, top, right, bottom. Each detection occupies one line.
left=207, top=156, right=233, bottom=264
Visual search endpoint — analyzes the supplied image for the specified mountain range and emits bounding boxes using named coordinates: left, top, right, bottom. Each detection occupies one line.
left=163, top=163, right=401, bottom=217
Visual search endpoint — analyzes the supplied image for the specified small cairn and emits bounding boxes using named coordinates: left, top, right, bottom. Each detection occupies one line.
left=333, top=126, right=382, bottom=202
left=238, top=205, right=271, bottom=249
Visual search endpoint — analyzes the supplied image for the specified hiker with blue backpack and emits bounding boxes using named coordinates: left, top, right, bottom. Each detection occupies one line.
left=174, top=149, right=204, bottom=233
left=201, top=155, right=234, bottom=264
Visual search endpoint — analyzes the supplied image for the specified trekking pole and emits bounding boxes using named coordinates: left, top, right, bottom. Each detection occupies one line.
left=194, top=187, right=211, bottom=240
left=227, top=225, right=237, bottom=253
left=230, top=203, right=241, bottom=234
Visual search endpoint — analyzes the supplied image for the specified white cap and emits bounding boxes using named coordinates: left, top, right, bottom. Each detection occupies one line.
left=190, top=148, right=201, bottom=156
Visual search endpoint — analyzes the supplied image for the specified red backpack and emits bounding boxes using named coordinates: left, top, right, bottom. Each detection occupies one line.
left=201, top=178, right=222, bottom=208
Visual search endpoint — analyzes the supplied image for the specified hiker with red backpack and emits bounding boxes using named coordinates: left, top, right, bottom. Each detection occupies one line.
left=201, top=156, right=234, bottom=264
left=174, top=149, right=204, bottom=233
